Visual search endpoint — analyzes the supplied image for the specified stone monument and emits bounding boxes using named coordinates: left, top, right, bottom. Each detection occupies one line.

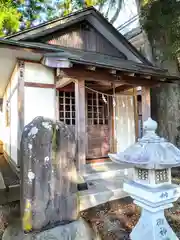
left=109, top=117, right=180, bottom=240
left=3, top=116, right=96, bottom=240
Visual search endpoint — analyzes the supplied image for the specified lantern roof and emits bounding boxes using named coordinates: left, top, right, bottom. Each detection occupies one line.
left=109, top=118, right=180, bottom=169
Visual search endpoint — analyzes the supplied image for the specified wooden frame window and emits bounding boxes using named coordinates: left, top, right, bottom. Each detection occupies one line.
left=59, top=91, right=75, bottom=125
left=87, top=92, right=109, bottom=125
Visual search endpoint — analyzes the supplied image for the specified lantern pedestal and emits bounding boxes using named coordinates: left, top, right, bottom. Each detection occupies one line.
left=124, top=181, right=179, bottom=240
left=109, top=118, right=180, bottom=240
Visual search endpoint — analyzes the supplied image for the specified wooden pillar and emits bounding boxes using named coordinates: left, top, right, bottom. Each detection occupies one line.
left=55, top=90, right=59, bottom=121
left=133, top=88, right=139, bottom=141
left=75, top=79, right=86, bottom=174
left=142, top=86, right=151, bottom=123
left=17, top=60, right=25, bottom=168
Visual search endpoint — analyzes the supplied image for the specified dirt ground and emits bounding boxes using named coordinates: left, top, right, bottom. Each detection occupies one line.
left=81, top=196, right=180, bottom=240
left=81, top=197, right=139, bottom=240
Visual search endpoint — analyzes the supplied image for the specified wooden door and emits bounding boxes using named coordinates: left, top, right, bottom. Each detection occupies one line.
left=86, top=92, right=110, bottom=159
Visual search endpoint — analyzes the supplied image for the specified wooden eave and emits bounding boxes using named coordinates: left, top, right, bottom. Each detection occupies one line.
left=42, top=50, right=179, bottom=82
left=0, top=39, right=65, bottom=53
left=0, top=39, right=179, bottom=94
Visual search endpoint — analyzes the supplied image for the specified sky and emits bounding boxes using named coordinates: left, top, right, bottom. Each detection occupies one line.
left=34, top=0, right=140, bottom=36
left=98, top=0, right=140, bottom=35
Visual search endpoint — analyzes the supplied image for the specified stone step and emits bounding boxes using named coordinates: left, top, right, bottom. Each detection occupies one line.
left=79, top=176, right=129, bottom=211
left=0, top=184, right=20, bottom=204
left=0, top=155, right=20, bottom=204
left=84, top=161, right=132, bottom=181
left=80, top=162, right=132, bottom=211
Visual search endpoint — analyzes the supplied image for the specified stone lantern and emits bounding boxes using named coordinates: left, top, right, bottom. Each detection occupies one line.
left=109, top=117, right=180, bottom=240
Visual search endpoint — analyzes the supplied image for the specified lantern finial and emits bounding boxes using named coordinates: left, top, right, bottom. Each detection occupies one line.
left=143, top=117, right=157, bottom=132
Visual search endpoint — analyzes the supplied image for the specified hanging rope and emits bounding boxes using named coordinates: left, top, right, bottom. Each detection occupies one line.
left=71, top=79, right=117, bottom=106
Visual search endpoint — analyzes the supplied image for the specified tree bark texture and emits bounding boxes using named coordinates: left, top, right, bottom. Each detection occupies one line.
left=151, top=82, right=180, bottom=146
left=137, top=27, right=180, bottom=146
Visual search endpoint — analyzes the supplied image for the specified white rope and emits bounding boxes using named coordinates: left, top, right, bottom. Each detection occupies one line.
left=84, top=85, right=116, bottom=97
left=72, top=79, right=115, bottom=97
left=71, top=78, right=117, bottom=105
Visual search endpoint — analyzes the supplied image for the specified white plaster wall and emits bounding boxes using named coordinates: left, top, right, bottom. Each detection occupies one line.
left=24, top=61, right=55, bottom=126
left=24, top=87, right=56, bottom=125
left=2, top=90, right=10, bottom=156
left=24, top=62, right=54, bottom=84
left=2, top=64, right=18, bottom=161
left=1, top=61, right=55, bottom=164
left=24, top=62, right=56, bottom=125
left=10, top=89, right=18, bottom=164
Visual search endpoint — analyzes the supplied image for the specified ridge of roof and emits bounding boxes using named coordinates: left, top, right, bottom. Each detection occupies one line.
left=4, top=7, right=152, bottom=66
left=89, top=10, right=152, bottom=66
left=4, top=7, right=95, bottom=39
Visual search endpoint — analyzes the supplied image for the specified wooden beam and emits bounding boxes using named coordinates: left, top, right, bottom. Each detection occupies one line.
left=133, top=88, right=139, bottom=141
left=119, top=74, right=159, bottom=86
left=75, top=79, right=86, bottom=174
left=109, top=69, right=116, bottom=75
left=17, top=60, right=25, bottom=168
left=60, top=66, right=160, bottom=87
left=61, top=67, right=117, bottom=82
left=85, top=65, right=96, bottom=71
left=86, top=80, right=111, bottom=87
left=143, top=75, right=151, bottom=79
left=106, top=84, right=133, bottom=94
left=55, top=90, right=59, bottom=121
left=142, top=86, right=151, bottom=124
left=25, top=82, right=55, bottom=88
left=86, top=84, right=110, bottom=91
left=56, top=77, right=74, bottom=88
left=127, top=73, right=135, bottom=77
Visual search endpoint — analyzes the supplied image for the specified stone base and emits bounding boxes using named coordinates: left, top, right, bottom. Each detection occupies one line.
left=2, top=218, right=99, bottom=240
left=130, top=208, right=178, bottom=240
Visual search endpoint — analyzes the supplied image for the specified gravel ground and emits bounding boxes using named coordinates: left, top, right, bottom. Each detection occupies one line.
left=81, top=197, right=139, bottom=240
left=0, top=196, right=180, bottom=240
left=81, top=196, right=180, bottom=240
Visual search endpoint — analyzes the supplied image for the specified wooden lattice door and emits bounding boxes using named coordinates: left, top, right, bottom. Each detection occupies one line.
left=86, top=92, right=110, bottom=159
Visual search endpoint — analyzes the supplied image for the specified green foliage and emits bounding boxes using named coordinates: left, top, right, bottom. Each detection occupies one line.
left=0, top=0, right=118, bottom=36
left=140, top=0, right=180, bottom=60
left=0, top=0, right=21, bottom=36
left=58, top=0, right=106, bottom=16
left=17, top=0, right=58, bottom=29
left=0, top=0, right=58, bottom=36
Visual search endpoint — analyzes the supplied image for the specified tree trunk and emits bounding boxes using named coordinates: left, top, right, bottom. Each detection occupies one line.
left=135, top=0, right=180, bottom=145
left=151, top=60, right=180, bottom=146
